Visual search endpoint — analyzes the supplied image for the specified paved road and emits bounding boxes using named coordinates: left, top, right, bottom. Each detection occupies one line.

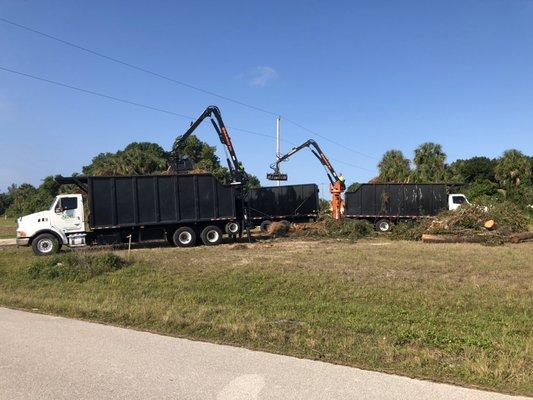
left=0, top=238, right=16, bottom=246
left=0, top=307, right=528, bottom=400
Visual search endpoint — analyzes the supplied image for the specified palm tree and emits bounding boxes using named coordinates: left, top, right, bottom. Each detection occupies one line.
left=412, top=142, right=447, bottom=183
left=495, top=149, right=532, bottom=187
left=378, top=150, right=411, bottom=182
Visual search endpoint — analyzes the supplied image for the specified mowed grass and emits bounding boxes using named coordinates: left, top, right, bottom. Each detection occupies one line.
left=0, top=217, right=16, bottom=239
left=0, top=239, right=531, bottom=395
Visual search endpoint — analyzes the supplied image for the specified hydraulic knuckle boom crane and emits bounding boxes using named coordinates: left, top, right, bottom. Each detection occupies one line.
left=169, top=105, right=248, bottom=187
left=267, top=139, right=345, bottom=220
left=169, top=106, right=252, bottom=239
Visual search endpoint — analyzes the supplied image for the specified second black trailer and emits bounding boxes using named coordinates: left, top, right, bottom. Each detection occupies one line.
left=247, top=184, right=319, bottom=231
left=344, top=183, right=465, bottom=232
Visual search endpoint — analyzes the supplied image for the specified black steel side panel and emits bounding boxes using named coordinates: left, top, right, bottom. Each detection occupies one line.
left=247, top=184, right=319, bottom=219
left=115, top=177, right=135, bottom=225
left=88, top=174, right=237, bottom=229
left=344, top=184, right=448, bottom=217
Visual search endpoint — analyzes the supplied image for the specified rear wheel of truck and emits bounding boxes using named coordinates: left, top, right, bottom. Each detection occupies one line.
left=172, top=227, right=196, bottom=247
left=200, top=225, right=223, bottom=246
left=32, top=233, right=60, bottom=256
left=375, top=219, right=392, bottom=232
left=259, top=220, right=272, bottom=233
left=225, top=221, right=240, bottom=235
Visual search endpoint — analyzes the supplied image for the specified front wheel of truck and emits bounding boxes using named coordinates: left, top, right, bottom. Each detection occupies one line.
left=32, top=233, right=60, bottom=256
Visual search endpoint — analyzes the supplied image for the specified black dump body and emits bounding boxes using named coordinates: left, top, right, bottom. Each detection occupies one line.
left=87, top=174, right=240, bottom=229
left=344, top=184, right=448, bottom=218
left=247, top=184, right=319, bottom=222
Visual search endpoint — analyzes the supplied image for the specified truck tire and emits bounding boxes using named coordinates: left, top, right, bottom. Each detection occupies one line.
left=225, top=221, right=240, bottom=235
left=32, top=233, right=60, bottom=256
left=172, top=227, right=196, bottom=247
left=375, top=219, right=392, bottom=232
left=260, top=220, right=272, bottom=233
left=200, top=225, right=223, bottom=246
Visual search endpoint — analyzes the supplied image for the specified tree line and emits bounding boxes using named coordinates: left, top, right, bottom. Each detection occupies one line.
left=1, top=139, right=531, bottom=217
left=347, top=142, right=532, bottom=208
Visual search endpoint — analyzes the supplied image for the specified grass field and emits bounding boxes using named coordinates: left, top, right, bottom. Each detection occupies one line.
left=0, top=217, right=16, bottom=239
left=0, top=238, right=531, bottom=395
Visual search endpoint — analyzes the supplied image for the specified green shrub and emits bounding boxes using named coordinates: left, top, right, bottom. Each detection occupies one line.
left=322, top=217, right=373, bottom=240
left=464, top=179, right=499, bottom=200
left=26, top=252, right=129, bottom=282
left=390, top=220, right=429, bottom=241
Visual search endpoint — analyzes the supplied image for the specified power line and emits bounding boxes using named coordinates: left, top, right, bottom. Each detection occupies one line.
left=0, top=17, right=378, bottom=161
left=282, top=117, right=376, bottom=160
left=329, top=157, right=374, bottom=173
left=0, top=65, right=268, bottom=141
left=0, top=64, right=374, bottom=173
left=0, top=17, right=278, bottom=117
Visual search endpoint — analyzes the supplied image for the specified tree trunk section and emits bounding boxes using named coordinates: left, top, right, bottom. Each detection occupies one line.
left=421, top=234, right=486, bottom=243
left=509, top=232, right=533, bottom=243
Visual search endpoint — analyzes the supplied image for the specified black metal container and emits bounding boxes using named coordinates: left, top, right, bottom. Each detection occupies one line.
left=344, top=184, right=448, bottom=218
left=87, top=174, right=239, bottom=229
left=247, top=184, right=319, bottom=223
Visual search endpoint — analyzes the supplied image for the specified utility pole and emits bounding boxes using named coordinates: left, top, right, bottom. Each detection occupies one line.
left=276, top=116, right=281, bottom=186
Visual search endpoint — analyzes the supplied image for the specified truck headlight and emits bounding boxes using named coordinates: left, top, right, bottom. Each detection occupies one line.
left=17, top=231, right=26, bottom=238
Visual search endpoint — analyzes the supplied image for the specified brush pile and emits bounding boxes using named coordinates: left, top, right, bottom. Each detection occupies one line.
left=391, top=202, right=530, bottom=245
left=282, top=217, right=373, bottom=241
left=266, top=221, right=291, bottom=237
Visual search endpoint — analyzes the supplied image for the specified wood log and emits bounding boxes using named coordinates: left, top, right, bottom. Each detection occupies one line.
left=421, top=234, right=486, bottom=243
left=509, top=232, right=533, bottom=244
left=484, top=220, right=496, bottom=230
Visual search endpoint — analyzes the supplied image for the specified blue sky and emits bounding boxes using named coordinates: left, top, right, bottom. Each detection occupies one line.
left=1, top=0, right=532, bottom=194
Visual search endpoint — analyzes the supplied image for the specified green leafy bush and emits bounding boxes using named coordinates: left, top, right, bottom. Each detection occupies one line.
left=390, top=220, right=430, bottom=241
left=322, top=217, right=373, bottom=240
left=26, top=252, right=129, bottom=282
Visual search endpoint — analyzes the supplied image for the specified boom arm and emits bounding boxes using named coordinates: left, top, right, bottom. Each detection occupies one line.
left=270, top=139, right=344, bottom=187
left=268, top=139, right=345, bottom=219
left=170, top=106, right=247, bottom=185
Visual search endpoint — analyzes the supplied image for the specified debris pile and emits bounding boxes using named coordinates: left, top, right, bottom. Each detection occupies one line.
left=390, top=202, right=530, bottom=244
left=390, top=220, right=431, bottom=241
left=429, top=202, right=526, bottom=232
left=267, top=217, right=373, bottom=241
left=266, top=221, right=291, bottom=237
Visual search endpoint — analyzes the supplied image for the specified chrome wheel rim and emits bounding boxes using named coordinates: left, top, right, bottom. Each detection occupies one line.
left=206, top=231, right=219, bottom=242
left=178, top=231, right=192, bottom=244
left=37, top=238, right=53, bottom=253
left=379, top=222, right=390, bottom=232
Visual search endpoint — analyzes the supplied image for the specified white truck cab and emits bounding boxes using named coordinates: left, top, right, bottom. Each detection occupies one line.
left=448, top=193, right=469, bottom=211
left=16, top=194, right=87, bottom=255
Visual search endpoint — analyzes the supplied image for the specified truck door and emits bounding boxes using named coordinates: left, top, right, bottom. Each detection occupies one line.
left=51, top=196, right=84, bottom=233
